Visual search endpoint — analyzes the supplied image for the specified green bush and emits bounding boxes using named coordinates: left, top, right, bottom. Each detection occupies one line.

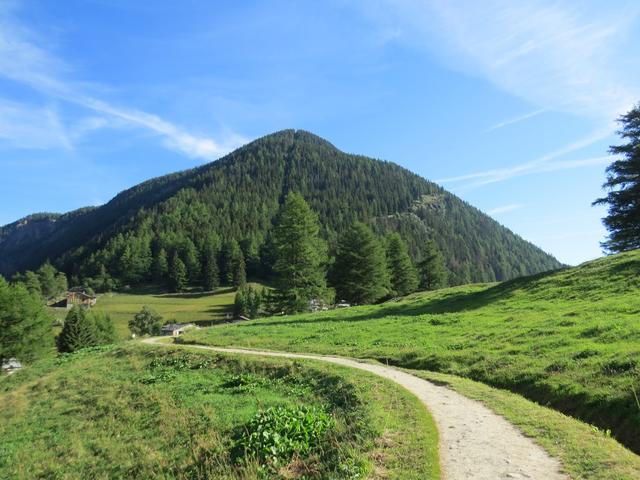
left=235, top=404, right=333, bottom=466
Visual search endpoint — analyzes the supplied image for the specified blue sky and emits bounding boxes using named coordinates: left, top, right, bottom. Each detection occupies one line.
left=1, top=0, right=639, bottom=265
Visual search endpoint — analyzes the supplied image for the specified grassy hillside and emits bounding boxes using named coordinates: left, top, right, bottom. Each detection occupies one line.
left=0, top=344, right=439, bottom=479
left=184, top=250, right=640, bottom=454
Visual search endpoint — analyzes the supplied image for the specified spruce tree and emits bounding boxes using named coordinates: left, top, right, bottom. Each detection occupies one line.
left=219, top=240, right=241, bottom=286
left=57, top=306, right=98, bottom=353
left=593, top=105, right=640, bottom=252
left=386, top=233, right=418, bottom=297
left=330, top=223, right=389, bottom=305
left=169, top=253, right=187, bottom=292
left=418, top=239, right=448, bottom=290
left=201, top=244, right=219, bottom=291
left=270, top=192, right=328, bottom=313
left=0, top=277, right=53, bottom=362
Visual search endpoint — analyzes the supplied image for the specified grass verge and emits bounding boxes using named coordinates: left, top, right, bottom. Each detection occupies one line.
left=0, top=344, right=439, bottom=479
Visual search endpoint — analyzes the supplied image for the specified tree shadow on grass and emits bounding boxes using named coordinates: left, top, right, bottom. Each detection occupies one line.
left=242, top=268, right=561, bottom=329
left=156, top=287, right=235, bottom=299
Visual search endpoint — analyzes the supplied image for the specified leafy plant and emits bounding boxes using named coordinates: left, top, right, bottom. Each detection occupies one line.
left=235, top=405, right=334, bottom=466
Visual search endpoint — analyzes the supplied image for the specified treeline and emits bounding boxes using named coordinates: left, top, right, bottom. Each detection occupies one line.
left=233, top=193, right=447, bottom=319
left=2, top=130, right=560, bottom=290
left=11, top=262, right=68, bottom=300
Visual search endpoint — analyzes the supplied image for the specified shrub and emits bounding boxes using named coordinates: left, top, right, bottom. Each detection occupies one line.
left=128, top=306, right=163, bottom=336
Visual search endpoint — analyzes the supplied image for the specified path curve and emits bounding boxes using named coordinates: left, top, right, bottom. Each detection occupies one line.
left=143, top=338, right=568, bottom=480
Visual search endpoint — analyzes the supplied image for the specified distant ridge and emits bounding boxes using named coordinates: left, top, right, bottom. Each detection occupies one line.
left=0, top=129, right=561, bottom=284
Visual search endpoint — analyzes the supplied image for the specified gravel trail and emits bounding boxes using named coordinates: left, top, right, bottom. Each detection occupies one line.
left=143, top=338, right=568, bottom=480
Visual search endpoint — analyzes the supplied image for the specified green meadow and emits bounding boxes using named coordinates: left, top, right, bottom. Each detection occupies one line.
left=184, top=250, right=640, bottom=454
left=52, top=286, right=240, bottom=339
left=0, top=344, right=438, bottom=480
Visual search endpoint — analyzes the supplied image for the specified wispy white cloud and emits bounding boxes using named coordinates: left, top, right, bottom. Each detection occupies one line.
left=0, top=99, right=72, bottom=150
left=484, top=107, right=548, bottom=132
left=436, top=127, right=613, bottom=188
left=365, top=0, right=640, bottom=120
left=487, top=203, right=523, bottom=215
left=357, top=0, right=639, bottom=189
left=0, top=3, right=247, bottom=160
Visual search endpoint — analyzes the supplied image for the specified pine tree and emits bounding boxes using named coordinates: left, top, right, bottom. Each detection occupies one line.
left=152, top=248, right=169, bottom=283
left=330, top=222, right=389, bottom=304
left=57, top=306, right=98, bottom=353
left=593, top=105, right=640, bottom=252
left=201, top=244, right=219, bottom=291
left=386, top=233, right=418, bottom=297
left=0, top=277, right=53, bottom=362
left=169, top=253, right=187, bottom=292
left=418, top=239, right=448, bottom=290
left=270, top=192, right=328, bottom=313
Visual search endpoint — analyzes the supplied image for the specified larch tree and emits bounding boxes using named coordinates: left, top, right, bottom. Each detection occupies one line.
left=0, top=277, right=53, bottom=362
left=270, top=192, right=328, bottom=313
left=330, top=222, right=389, bottom=305
left=169, top=252, right=188, bottom=292
left=593, top=105, right=640, bottom=252
left=418, top=239, right=448, bottom=290
left=201, top=244, right=219, bottom=291
left=386, top=233, right=418, bottom=297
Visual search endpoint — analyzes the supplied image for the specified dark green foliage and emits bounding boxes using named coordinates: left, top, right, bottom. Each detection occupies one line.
left=330, top=223, right=389, bottom=304
left=91, top=311, right=117, bottom=345
left=22, top=271, right=42, bottom=296
left=0, top=277, right=53, bottom=362
left=270, top=192, right=328, bottom=313
left=152, top=248, right=169, bottom=283
left=169, top=253, right=187, bottom=293
left=594, top=105, right=640, bottom=252
left=37, top=262, right=59, bottom=299
left=0, top=130, right=561, bottom=287
left=201, top=244, right=219, bottom=291
left=128, top=306, right=163, bottom=336
left=233, top=249, right=246, bottom=288
left=57, top=306, right=98, bottom=353
left=235, top=405, right=333, bottom=466
left=386, top=233, right=418, bottom=296
left=418, top=239, right=448, bottom=290
left=234, top=285, right=263, bottom=319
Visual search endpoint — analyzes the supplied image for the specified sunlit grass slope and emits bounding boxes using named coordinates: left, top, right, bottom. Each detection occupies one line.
left=185, top=250, right=640, bottom=454
left=49, top=286, right=240, bottom=339
left=0, top=345, right=438, bottom=480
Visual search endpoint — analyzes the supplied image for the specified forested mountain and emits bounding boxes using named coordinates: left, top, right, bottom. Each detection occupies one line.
left=0, top=130, right=561, bottom=287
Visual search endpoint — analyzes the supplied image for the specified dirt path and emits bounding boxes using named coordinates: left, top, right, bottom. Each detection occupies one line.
left=143, top=338, right=568, bottom=480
